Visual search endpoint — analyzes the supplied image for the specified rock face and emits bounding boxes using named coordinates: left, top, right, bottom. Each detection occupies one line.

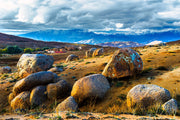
left=102, top=48, right=143, bottom=79
left=65, top=54, right=79, bottom=62
left=55, top=96, right=78, bottom=112
left=10, top=91, right=30, bottom=111
left=17, top=54, right=54, bottom=78
left=92, top=48, right=103, bottom=57
left=162, top=99, right=178, bottom=115
left=13, top=71, right=55, bottom=95
left=71, top=74, right=110, bottom=103
left=0, top=66, right=11, bottom=74
left=47, top=80, right=71, bottom=100
left=127, top=84, right=171, bottom=108
left=48, top=67, right=63, bottom=73
left=86, top=48, right=97, bottom=58
left=30, top=86, right=47, bottom=107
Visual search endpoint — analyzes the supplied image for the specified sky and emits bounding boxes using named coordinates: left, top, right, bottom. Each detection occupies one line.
left=0, top=0, right=180, bottom=35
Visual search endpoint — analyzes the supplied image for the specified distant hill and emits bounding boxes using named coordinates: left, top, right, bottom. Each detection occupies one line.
left=98, top=41, right=144, bottom=48
left=0, top=32, right=91, bottom=49
left=19, top=29, right=180, bottom=44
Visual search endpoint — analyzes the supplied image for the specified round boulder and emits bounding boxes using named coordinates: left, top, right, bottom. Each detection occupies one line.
left=102, top=48, right=143, bottom=79
left=65, top=54, right=79, bottom=62
left=92, top=48, right=103, bottom=57
left=47, top=80, right=71, bottom=100
left=55, top=96, right=78, bottom=112
left=86, top=48, right=97, bottom=58
left=162, top=99, right=178, bottom=115
left=71, top=74, right=110, bottom=103
left=30, top=86, right=47, bottom=107
left=17, top=54, right=54, bottom=78
left=13, top=71, right=55, bottom=95
left=0, top=66, right=11, bottom=74
left=10, top=91, right=30, bottom=111
left=48, top=67, right=63, bottom=73
left=127, top=84, right=171, bottom=108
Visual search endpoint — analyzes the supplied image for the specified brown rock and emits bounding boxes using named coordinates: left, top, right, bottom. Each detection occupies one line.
left=17, top=54, right=54, bottom=78
left=30, top=86, right=47, bottom=107
left=65, top=54, right=79, bottom=62
left=10, top=91, right=30, bottom=111
left=55, top=96, right=78, bottom=112
left=92, top=48, right=103, bottom=57
left=47, top=80, right=71, bottom=100
left=102, top=48, right=143, bottom=79
left=8, top=92, right=16, bottom=104
left=127, top=84, right=171, bottom=108
left=13, top=71, right=55, bottom=95
left=71, top=74, right=110, bottom=103
left=85, top=48, right=97, bottom=58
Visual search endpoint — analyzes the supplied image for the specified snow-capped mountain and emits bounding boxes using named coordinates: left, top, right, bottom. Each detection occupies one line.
left=98, top=41, right=144, bottom=48
left=19, top=29, right=180, bottom=45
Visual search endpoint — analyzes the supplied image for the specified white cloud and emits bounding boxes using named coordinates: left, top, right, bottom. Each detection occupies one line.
left=1, top=0, right=180, bottom=34
left=116, top=23, right=123, bottom=28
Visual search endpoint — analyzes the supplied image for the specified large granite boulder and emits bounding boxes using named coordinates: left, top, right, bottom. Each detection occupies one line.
left=65, top=54, right=79, bottom=63
left=71, top=74, right=110, bottom=103
left=92, top=48, right=103, bottom=57
left=127, top=84, right=171, bottom=108
left=30, top=86, right=47, bottom=107
left=102, top=48, right=143, bottom=79
left=10, top=91, right=30, bottom=111
left=55, top=96, right=78, bottom=112
left=0, top=66, right=11, bottom=74
left=47, top=80, right=71, bottom=100
left=17, top=54, right=54, bottom=78
left=13, top=71, right=56, bottom=95
left=86, top=48, right=97, bottom=58
left=162, top=99, right=178, bottom=115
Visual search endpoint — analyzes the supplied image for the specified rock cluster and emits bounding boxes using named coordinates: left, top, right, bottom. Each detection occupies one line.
left=86, top=48, right=104, bottom=58
left=9, top=71, right=71, bottom=112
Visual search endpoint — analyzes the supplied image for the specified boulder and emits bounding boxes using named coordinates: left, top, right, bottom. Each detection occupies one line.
left=48, top=67, right=63, bottom=73
left=47, top=80, right=71, bottom=100
left=65, top=54, right=79, bottom=62
left=13, top=71, right=55, bottom=95
left=85, top=48, right=97, bottom=58
left=0, top=66, right=11, bottom=74
left=127, top=84, right=171, bottom=108
left=92, top=48, right=103, bottom=57
left=55, top=96, right=78, bottom=112
left=8, top=92, right=16, bottom=104
left=10, top=91, right=30, bottom=111
left=102, top=48, right=143, bottom=79
left=71, top=74, right=110, bottom=103
left=30, top=86, right=47, bottom=107
left=162, top=99, right=178, bottom=115
left=17, top=54, right=54, bottom=78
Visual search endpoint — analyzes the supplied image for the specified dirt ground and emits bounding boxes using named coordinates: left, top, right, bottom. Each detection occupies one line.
left=0, top=44, right=180, bottom=119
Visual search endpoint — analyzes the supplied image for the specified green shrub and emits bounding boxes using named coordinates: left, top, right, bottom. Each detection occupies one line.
left=24, top=48, right=34, bottom=53
left=6, top=46, right=22, bottom=54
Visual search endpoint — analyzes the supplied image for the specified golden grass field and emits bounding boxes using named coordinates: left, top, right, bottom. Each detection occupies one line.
left=0, top=44, right=180, bottom=119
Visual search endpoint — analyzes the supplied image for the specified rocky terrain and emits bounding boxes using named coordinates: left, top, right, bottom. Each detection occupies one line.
left=0, top=42, right=180, bottom=120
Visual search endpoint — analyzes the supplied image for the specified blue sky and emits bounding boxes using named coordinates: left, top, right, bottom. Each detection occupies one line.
left=0, top=0, right=180, bottom=35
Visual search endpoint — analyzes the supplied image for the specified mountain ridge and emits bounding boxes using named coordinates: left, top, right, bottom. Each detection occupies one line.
left=19, top=29, right=180, bottom=44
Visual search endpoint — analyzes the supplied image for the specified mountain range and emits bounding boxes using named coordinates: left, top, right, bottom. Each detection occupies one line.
left=19, top=29, right=180, bottom=45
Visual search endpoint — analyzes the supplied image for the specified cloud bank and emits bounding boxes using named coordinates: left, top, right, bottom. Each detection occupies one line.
left=0, top=0, right=180, bottom=34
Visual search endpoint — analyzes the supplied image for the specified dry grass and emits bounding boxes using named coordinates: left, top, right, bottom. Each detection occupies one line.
left=0, top=44, right=180, bottom=118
